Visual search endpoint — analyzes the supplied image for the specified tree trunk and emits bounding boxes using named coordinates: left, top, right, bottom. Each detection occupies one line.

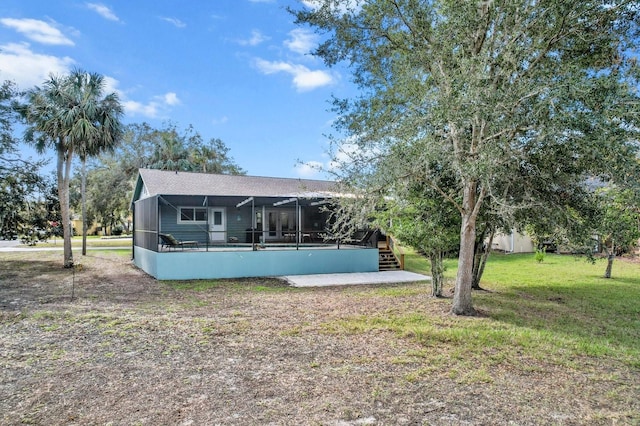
left=452, top=180, right=480, bottom=316
left=429, top=250, right=445, bottom=297
left=57, top=147, right=74, bottom=268
left=472, top=224, right=494, bottom=290
left=81, top=157, right=87, bottom=256
left=604, top=254, right=614, bottom=278
left=604, top=241, right=615, bottom=279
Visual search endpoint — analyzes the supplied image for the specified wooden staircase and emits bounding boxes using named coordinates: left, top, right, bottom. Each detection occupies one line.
left=378, top=244, right=401, bottom=271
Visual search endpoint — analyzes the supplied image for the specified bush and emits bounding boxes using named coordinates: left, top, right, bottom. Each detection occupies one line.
left=534, top=247, right=546, bottom=263
left=20, top=226, right=48, bottom=246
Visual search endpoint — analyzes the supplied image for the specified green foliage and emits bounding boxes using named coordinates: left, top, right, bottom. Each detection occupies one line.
left=77, top=122, right=245, bottom=232
left=593, top=186, right=640, bottom=278
left=71, top=158, right=132, bottom=235
left=293, top=0, right=640, bottom=315
left=22, top=69, right=124, bottom=266
left=16, top=178, right=60, bottom=246
left=109, top=122, right=245, bottom=177
left=0, top=80, right=16, bottom=153
left=0, top=80, right=49, bottom=240
left=596, top=187, right=640, bottom=254
left=534, top=248, right=546, bottom=263
left=0, top=169, right=46, bottom=240
left=383, top=180, right=460, bottom=297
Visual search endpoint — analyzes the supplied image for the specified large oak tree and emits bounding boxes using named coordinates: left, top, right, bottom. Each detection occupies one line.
left=293, top=0, right=640, bottom=315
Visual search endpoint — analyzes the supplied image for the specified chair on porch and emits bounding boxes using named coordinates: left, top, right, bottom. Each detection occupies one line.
left=159, top=233, right=199, bottom=251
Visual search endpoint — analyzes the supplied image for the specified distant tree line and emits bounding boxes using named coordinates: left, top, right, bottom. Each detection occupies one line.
left=0, top=80, right=54, bottom=243
left=0, top=71, right=244, bottom=267
left=70, top=122, right=245, bottom=237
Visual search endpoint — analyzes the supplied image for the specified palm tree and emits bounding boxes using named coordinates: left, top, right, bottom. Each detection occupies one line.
left=150, top=130, right=192, bottom=171
left=70, top=71, right=123, bottom=255
left=23, top=69, right=123, bottom=267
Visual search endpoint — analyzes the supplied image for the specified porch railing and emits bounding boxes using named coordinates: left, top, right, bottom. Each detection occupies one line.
left=146, top=229, right=369, bottom=252
left=386, top=235, right=405, bottom=270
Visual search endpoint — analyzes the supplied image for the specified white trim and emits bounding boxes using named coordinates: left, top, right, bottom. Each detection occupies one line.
left=177, top=206, right=208, bottom=225
left=208, top=207, right=226, bottom=242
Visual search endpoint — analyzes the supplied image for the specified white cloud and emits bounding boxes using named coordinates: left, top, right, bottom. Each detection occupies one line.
left=101, top=77, right=180, bottom=119
left=284, top=28, right=318, bottom=55
left=123, top=92, right=180, bottom=118
left=254, top=58, right=333, bottom=91
left=301, top=0, right=321, bottom=9
left=162, top=92, right=180, bottom=106
left=86, top=3, right=121, bottom=22
left=296, top=140, right=368, bottom=178
left=0, top=42, right=74, bottom=89
left=251, top=27, right=331, bottom=92
left=0, top=18, right=74, bottom=46
left=294, top=161, right=324, bottom=178
left=0, top=42, right=177, bottom=119
left=328, top=141, right=365, bottom=172
left=123, top=100, right=161, bottom=118
left=292, top=69, right=333, bottom=91
left=101, top=75, right=120, bottom=95
left=160, top=17, right=186, bottom=28
left=238, top=29, right=269, bottom=46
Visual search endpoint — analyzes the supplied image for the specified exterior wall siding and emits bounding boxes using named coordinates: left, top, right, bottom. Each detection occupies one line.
left=154, top=195, right=333, bottom=247
left=227, top=205, right=253, bottom=242
left=491, top=230, right=535, bottom=253
left=159, top=203, right=209, bottom=244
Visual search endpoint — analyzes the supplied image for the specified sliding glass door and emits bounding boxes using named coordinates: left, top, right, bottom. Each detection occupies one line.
left=265, top=209, right=296, bottom=240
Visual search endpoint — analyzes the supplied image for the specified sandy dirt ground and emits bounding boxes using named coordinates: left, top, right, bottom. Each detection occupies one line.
left=1, top=250, right=638, bottom=425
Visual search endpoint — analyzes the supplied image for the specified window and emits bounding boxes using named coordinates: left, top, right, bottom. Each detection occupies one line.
left=213, top=211, right=222, bottom=226
left=178, top=207, right=207, bottom=224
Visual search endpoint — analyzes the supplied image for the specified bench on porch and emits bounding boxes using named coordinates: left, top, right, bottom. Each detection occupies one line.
left=159, top=233, right=199, bottom=251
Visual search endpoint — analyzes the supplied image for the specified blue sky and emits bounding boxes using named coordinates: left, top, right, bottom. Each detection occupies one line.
left=0, top=0, right=356, bottom=179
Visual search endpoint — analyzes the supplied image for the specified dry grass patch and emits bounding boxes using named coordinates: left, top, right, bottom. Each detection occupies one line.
left=0, top=250, right=638, bottom=425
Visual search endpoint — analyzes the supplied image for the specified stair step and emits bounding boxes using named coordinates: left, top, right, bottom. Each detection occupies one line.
left=378, top=247, right=401, bottom=270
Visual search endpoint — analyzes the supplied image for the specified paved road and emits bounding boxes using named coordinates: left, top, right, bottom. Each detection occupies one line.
left=0, top=240, right=20, bottom=248
left=0, top=240, right=131, bottom=252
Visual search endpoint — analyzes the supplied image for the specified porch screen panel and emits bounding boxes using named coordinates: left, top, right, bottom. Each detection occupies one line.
left=134, top=196, right=159, bottom=251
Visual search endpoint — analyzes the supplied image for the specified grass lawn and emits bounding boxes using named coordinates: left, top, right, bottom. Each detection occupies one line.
left=24, top=235, right=132, bottom=248
left=0, top=249, right=638, bottom=424
left=367, top=250, right=640, bottom=375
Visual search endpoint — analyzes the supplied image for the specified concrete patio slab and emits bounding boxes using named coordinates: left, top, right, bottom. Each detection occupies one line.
left=282, top=270, right=431, bottom=287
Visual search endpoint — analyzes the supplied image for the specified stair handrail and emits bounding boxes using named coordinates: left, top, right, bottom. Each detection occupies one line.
left=386, top=235, right=405, bottom=270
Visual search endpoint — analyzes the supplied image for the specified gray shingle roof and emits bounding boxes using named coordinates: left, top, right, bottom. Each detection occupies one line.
left=137, top=168, right=339, bottom=198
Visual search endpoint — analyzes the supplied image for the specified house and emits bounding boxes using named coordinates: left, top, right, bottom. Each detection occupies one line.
left=491, top=229, right=535, bottom=253
left=130, top=168, right=380, bottom=280
left=70, top=216, right=100, bottom=236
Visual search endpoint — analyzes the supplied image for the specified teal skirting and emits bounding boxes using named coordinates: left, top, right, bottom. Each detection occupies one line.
left=133, top=246, right=379, bottom=280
